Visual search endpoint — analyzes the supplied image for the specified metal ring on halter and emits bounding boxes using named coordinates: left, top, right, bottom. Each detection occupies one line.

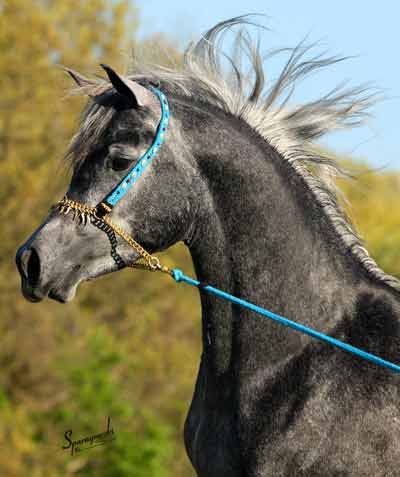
left=148, top=256, right=161, bottom=271
left=94, top=202, right=112, bottom=219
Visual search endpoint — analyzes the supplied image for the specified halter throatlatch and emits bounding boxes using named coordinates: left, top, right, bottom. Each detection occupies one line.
left=56, top=85, right=172, bottom=275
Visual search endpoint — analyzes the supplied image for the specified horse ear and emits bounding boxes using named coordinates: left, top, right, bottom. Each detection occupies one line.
left=63, top=67, right=93, bottom=88
left=100, top=64, right=139, bottom=109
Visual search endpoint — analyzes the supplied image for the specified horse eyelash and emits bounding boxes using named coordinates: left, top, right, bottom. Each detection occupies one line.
left=109, top=150, right=133, bottom=160
left=108, top=144, right=136, bottom=160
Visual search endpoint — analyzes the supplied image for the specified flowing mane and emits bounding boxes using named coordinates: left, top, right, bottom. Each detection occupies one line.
left=67, top=15, right=400, bottom=292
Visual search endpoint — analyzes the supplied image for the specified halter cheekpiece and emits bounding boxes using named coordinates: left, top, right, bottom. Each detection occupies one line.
left=96, top=87, right=170, bottom=217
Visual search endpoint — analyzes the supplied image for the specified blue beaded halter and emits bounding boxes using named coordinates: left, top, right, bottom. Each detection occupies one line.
left=57, top=84, right=171, bottom=271
left=95, top=86, right=170, bottom=217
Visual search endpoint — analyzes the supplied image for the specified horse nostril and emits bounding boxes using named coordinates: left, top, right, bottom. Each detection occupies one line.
left=19, top=248, right=41, bottom=286
left=27, top=248, right=41, bottom=286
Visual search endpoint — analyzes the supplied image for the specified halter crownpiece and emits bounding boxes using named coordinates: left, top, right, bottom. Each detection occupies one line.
left=100, top=86, right=170, bottom=210
left=57, top=85, right=172, bottom=274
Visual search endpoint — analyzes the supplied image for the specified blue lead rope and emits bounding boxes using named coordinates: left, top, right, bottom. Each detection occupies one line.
left=171, top=269, right=400, bottom=374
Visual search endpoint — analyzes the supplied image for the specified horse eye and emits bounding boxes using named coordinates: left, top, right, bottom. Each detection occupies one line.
left=109, top=156, right=132, bottom=171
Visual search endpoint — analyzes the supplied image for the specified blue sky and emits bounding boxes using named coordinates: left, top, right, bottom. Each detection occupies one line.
left=135, top=1, right=399, bottom=170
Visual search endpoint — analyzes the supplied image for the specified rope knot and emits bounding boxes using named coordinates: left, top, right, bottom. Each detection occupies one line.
left=172, top=269, right=183, bottom=282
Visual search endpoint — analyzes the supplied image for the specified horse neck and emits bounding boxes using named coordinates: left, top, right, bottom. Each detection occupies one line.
left=176, top=98, right=367, bottom=379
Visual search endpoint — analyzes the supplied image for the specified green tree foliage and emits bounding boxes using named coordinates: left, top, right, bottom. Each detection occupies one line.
left=338, top=161, right=400, bottom=278
left=0, top=2, right=399, bottom=476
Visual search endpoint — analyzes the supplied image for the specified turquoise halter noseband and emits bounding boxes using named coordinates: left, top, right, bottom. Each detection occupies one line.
left=58, top=86, right=400, bottom=375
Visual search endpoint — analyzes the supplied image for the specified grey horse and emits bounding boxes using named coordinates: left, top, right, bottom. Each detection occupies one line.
left=16, top=17, right=400, bottom=477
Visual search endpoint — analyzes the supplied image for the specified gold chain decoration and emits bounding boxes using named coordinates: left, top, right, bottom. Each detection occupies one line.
left=57, top=196, right=173, bottom=276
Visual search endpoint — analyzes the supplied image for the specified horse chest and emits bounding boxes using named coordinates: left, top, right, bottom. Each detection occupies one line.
left=184, top=358, right=242, bottom=476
